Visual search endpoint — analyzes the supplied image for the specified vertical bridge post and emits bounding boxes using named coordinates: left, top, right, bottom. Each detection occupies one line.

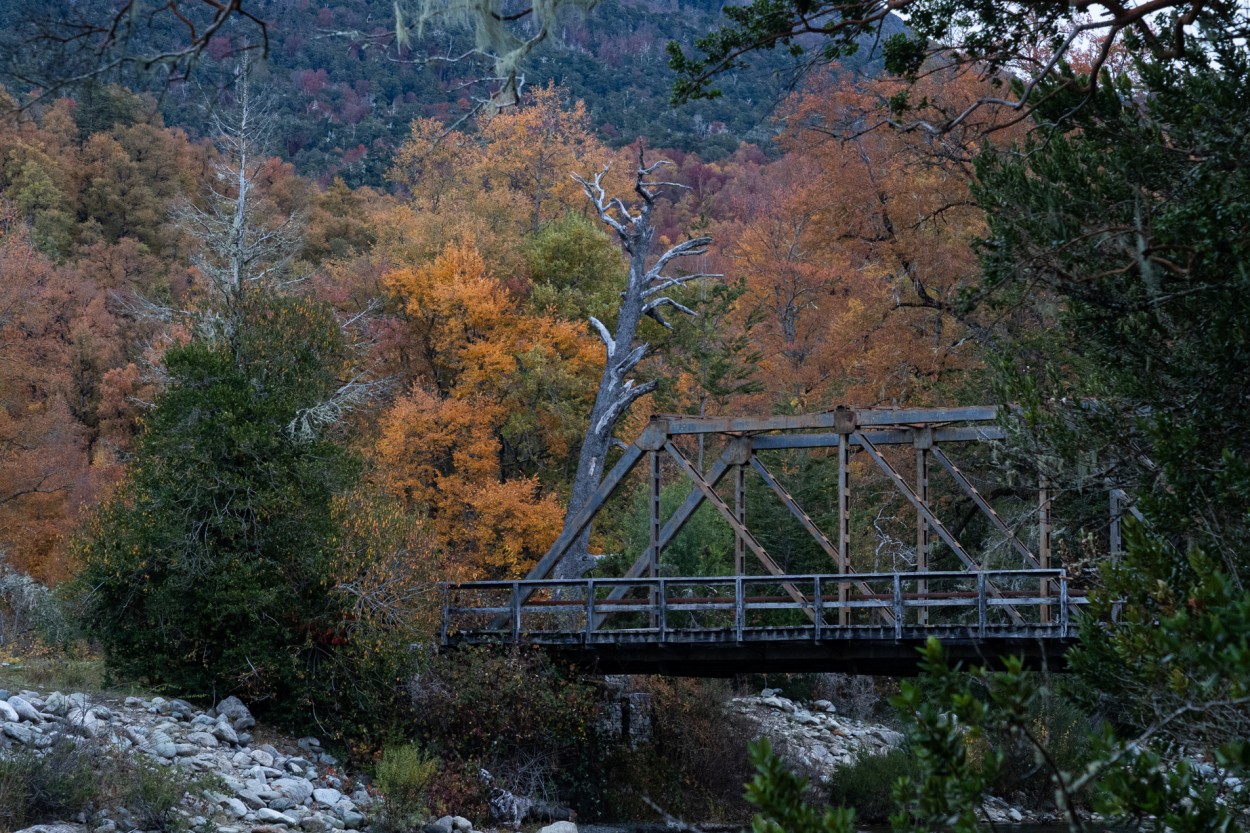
left=1039, top=477, right=1052, bottom=625
left=914, top=428, right=932, bottom=626
left=834, top=407, right=856, bottom=626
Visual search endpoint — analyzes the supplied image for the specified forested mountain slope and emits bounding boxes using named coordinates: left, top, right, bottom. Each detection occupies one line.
left=0, top=0, right=903, bottom=183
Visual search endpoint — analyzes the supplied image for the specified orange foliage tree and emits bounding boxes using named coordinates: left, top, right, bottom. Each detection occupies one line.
left=720, top=69, right=1022, bottom=410
left=376, top=243, right=601, bottom=576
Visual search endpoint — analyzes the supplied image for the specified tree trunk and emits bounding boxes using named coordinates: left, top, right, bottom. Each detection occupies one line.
left=552, top=154, right=716, bottom=579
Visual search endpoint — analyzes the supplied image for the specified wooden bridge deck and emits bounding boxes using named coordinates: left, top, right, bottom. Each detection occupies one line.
left=440, top=570, right=1087, bottom=676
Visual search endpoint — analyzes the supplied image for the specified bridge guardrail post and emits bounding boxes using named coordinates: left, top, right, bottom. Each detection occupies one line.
left=585, top=579, right=595, bottom=643
left=511, top=581, right=521, bottom=644
left=1060, top=574, right=1069, bottom=638
left=658, top=578, right=667, bottom=642
left=977, top=572, right=987, bottom=638
left=813, top=578, right=823, bottom=643
left=735, top=576, right=744, bottom=642
left=893, top=574, right=904, bottom=639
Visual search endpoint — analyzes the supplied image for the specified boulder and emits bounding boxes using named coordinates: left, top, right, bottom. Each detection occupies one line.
left=0, top=700, right=19, bottom=723
left=257, top=808, right=299, bottom=825
left=3, top=722, right=33, bottom=744
left=44, top=692, right=69, bottom=716
left=215, top=696, right=253, bottom=723
left=212, top=721, right=239, bottom=745
left=220, top=797, right=249, bottom=818
left=312, top=788, right=342, bottom=806
left=272, top=776, right=314, bottom=804
left=300, top=816, right=331, bottom=833
left=538, top=823, right=578, bottom=833
left=187, top=731, right=219, bottom=748
left=9, top=696, right=43, bottom=723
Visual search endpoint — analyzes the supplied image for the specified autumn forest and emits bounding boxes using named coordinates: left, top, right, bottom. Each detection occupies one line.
left=0, top=0, right=1248, bottom=828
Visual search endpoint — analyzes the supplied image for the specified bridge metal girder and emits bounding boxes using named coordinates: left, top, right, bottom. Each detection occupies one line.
left=525, top=406, right=1051, bottom=630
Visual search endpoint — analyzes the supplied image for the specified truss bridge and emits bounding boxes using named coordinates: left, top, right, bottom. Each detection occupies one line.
left=441, top=406, right=1107, bottom=676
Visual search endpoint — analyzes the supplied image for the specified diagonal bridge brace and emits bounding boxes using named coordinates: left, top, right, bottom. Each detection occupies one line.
left=930, top=446, right=1041, bottom=569
left=663, top=441, right=817, bottom=622
left=855, top=432, right=1026, bottom=625
left=749, top=455, right=895, bottom=626
left=591, top=456, right=732, bottom=628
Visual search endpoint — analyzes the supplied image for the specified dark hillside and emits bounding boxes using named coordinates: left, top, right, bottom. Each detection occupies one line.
left=0, top=0, right=901, bottom=183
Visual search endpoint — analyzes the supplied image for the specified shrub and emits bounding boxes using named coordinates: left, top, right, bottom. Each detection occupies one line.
left=127, top=759, right=214, bottom=833
left=4, top=736, right=101, bottom=825
left=408, top=646, right=600, bottom=816
left=826, top=748, right=919, bottom=822
left=603, top=677, right=755, bottom=824
left=375, top=743, right=440, bottom=828
left=72, top=294, right=437, bottom=752
left=0, top=551, right=75, bottom=651
left=0, top=732, right=220, bottom=832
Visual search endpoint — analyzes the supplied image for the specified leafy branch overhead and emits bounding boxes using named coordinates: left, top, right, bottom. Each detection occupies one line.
left=667, top=0, right=1249, bottom=131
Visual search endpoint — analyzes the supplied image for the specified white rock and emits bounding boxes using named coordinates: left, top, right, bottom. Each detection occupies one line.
left=312, top=788, right=342, bottom=806
left=451, top=816, right=472, bottom=832
left=0, top=700, right=19, bottom=723
left=300, top=815, right=331, bottom=833
left=3, top=722, right=33, bottom=744
left=146, top=731, right=177, bottom=759
left=257, top=808, right=299, bottom=825
left=220, top=797, right=249, bottom=818
left=213, top=721, right=239, bottom=745
left=251, top=749, right=275, bottom=767
left=9, top=696, right=43, bottom=723
left=187, top=731, right=219, bottom=748
left=538, top=823, right=578, bottom=833
left=762, top=696, right=793, bottom=712
left=273, top=777, right=314, bottom=804
left=215, top=696, right=253, bottom=723
left=44, top=692, right=70, bottom=716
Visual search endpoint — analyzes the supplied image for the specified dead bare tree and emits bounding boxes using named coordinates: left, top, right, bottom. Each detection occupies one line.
left=553, top=150, right=720, bottom=580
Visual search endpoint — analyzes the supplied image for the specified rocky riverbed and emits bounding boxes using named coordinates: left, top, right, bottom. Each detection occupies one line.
left=0, top=683, right=1064, bottom=832
left=728, top=688, right=1063, bottom=826
left=0, top=686, right=375, bottom=833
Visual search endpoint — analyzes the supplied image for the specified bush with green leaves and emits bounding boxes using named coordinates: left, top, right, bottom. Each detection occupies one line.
left=745, top=738, right=855, bottom=833
left=825, top=748, right=918, bottom=823
left=71, top=292, right=407, bottom=739
left=0, top=733, right=220, bottom=833
left=374, top=743, right=440, bottom=829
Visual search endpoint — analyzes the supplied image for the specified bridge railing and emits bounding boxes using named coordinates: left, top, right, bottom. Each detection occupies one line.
left=440, top=569, right=1086, bottom=646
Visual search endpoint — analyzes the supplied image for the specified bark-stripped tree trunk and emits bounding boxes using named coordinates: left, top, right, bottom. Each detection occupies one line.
left=553, top=151, right=718, bottom=579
